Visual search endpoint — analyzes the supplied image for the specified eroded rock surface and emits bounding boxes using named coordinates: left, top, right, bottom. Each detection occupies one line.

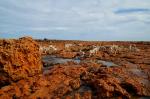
left=0, top=37, right=42, bottom=86
left=0, top=39, right=150, bottom=99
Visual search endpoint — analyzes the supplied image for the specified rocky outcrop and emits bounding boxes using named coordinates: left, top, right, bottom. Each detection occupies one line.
left=0, top=39, right=150, bottom=98
left=0, top=37, right=42, bottom=86
left=0, top=64, right=86, bottom=99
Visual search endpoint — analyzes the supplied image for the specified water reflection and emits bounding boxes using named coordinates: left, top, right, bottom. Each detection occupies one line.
left=42, top=55, right=118, bottom=67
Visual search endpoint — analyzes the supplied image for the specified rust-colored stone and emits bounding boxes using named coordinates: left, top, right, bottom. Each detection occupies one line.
left=0, top=37, right=42, bottom=85
left=0, top=39, right=150, bottom=98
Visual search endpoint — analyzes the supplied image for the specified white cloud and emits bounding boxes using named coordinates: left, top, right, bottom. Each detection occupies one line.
left=0, top=0, right=150, bottom=40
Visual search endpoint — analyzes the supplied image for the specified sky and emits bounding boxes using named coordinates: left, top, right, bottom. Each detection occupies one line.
left=0, top=0, right=150, bottom=41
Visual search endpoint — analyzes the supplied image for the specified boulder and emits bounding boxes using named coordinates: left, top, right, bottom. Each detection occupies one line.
left=0, top=37, right=42, bottom=86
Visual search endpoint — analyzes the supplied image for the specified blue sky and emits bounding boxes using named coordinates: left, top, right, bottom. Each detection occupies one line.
left=0, top=0, right=150, bottom=41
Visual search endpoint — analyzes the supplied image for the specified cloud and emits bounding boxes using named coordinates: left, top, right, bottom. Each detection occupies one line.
left=0, top=0, right=150, bottom=40
left=114, top=8, right=150, bottom=14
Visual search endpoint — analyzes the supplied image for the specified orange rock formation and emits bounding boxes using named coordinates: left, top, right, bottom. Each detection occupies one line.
left=0, top=37, right=42, bottom=86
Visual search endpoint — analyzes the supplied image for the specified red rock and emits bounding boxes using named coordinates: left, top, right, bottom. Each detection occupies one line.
left=59, top=51, right=78, bottom=58
left=83, top=91, right=92, bottom=99
left=74, top=93, right=81, bottom=99
left=69, top=78, right=81, bottom=89
left=0, top=37, right=42, bottom=85
left=0, top=39, right=150, bottom=98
